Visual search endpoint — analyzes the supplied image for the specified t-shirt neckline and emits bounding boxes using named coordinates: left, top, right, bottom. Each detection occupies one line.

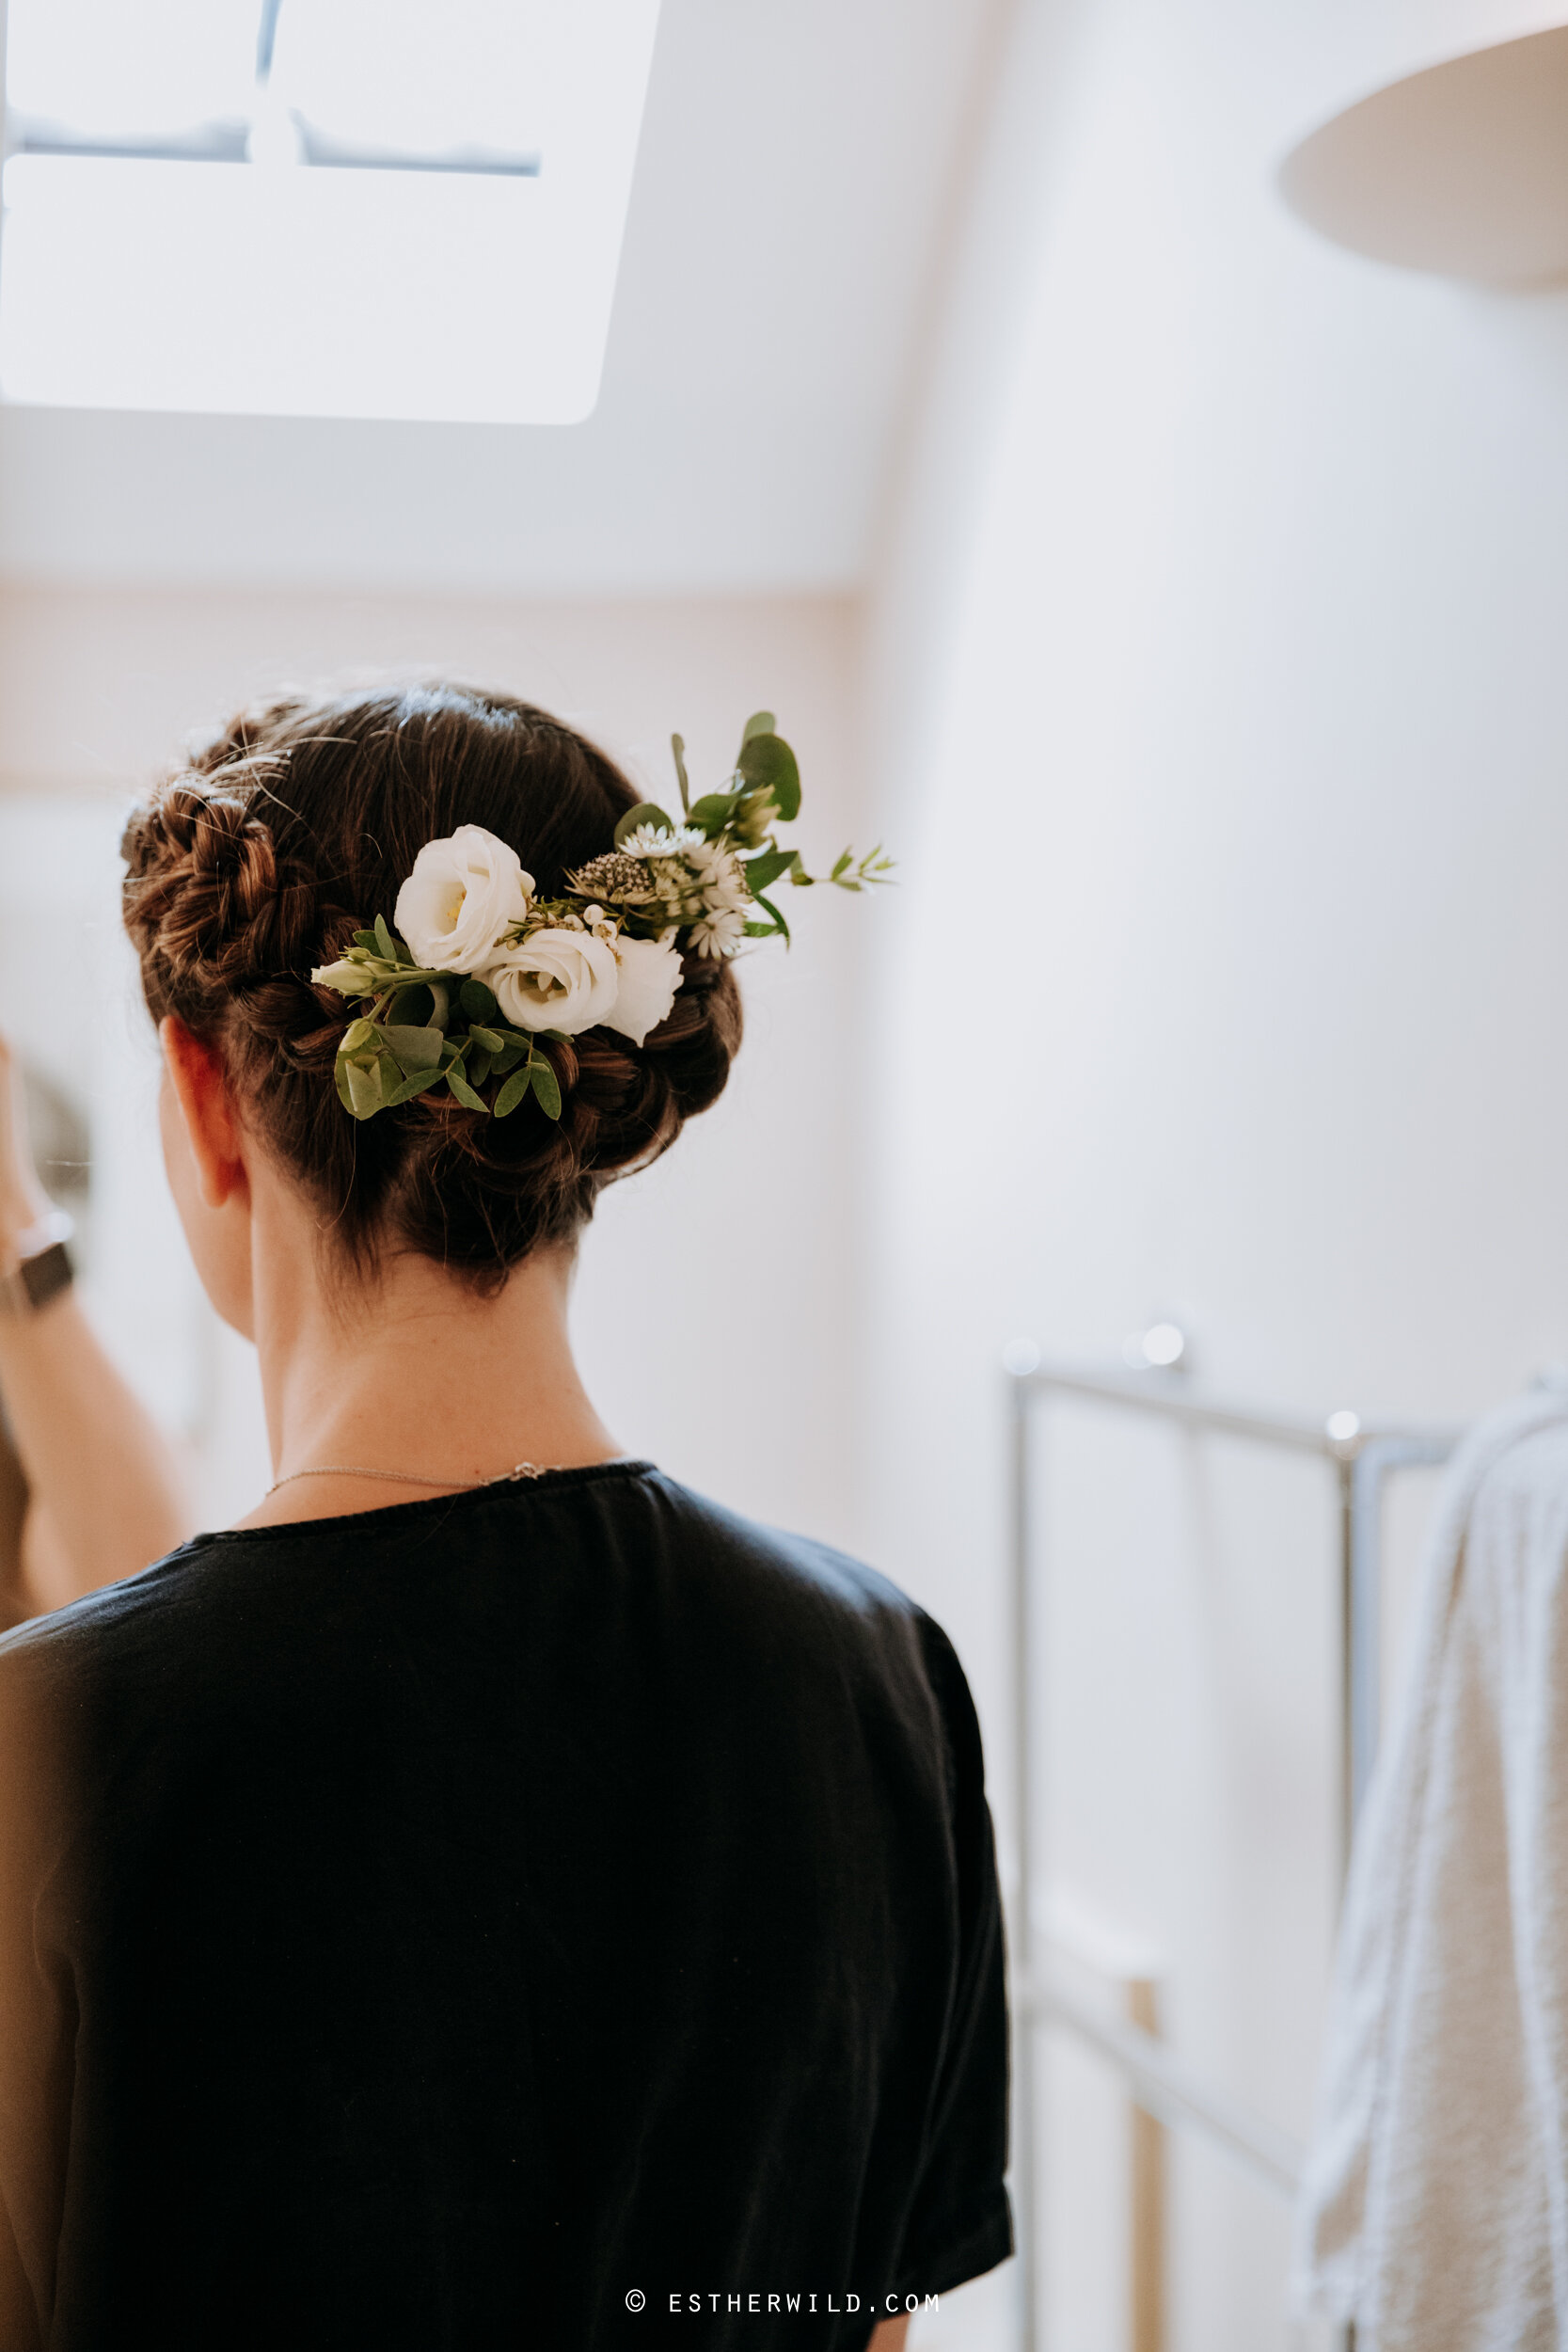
left=189, top=1456, right=659, bottom=1549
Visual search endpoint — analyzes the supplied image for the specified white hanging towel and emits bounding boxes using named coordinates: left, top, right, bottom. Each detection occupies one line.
left=1293, top=1388, right=1568, bottom=2347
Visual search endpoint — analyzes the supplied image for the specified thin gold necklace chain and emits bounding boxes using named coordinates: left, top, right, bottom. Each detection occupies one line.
left=264, top=1462, right=546, bottom=1499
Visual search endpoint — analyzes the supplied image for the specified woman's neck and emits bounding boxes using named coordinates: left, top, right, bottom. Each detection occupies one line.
left=239, top=1218, right=621, bottom=1531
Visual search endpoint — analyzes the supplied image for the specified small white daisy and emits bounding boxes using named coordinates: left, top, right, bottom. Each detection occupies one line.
left=677, top=835, right=736, bottom=886
left=621, top=822, right=705, bottom=863
left=689, top=905, right=748, bottom=958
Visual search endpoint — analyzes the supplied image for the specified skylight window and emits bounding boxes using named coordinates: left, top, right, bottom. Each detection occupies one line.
left=0, top=0, right=660, bottom=421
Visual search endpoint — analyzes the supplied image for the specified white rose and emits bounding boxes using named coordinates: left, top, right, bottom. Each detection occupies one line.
left=603, top=936, right=683, bottom=1046
left=393, top=825, right=534, bottom=974
left=482, top=929, right=621, bottom=1035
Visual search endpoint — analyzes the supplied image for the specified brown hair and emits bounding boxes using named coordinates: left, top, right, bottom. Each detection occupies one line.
left=120, top=683, right=741, bottom=1279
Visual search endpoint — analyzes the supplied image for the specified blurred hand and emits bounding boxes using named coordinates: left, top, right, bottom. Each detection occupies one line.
left=0, top=1028, right=192, bottom=1606
left=0, top=1035, right=55, bottom=1260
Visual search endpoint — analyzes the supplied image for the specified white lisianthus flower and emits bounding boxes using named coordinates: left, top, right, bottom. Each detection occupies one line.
left=312, top=957, right=370, bottom=994
left=393, top=825, right=534, bottom=974
left=481, top=928, right=620, bottom=1035
left=604, top=935, right=683, bottom=1045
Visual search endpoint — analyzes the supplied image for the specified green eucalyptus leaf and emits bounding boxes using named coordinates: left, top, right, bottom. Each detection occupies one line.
left=671, top=732, right=691, bottom=815
left=447, top=1068, right=487, bottom=1114
left=493, top=1066, right=532, bottom=1119
left=736, top=732, right=800, bottom=822
left=613, top=801, right=675, bottom=850
left=388, top=983, right=436, bottom=1027
left=467, top=1049, right=495, bottom=1086
left=459, top=977, right=497, bottom=1022
left=341, top=1016, right=376, bottom=1055
left=353, top=928, right=381, bottom=952
left=739, top=710, right=776, bottom=746
left=372, top=914, right=397, bottom=961
left=382, top=1024, right=444, bottom=1075
left=741, top=849, right=794, bottom=897
left=381, top=1064, right=444, bottom=1107
left=467, top=1025, right=504, bottom=1054
left=491, top=1035, right=527, bottom=1072
left=530, top=1057, right=562, bottom=1120
left=688, top=792, right=739, bottom=837
left=752, top=890, right=790, bottom=945
left=335, top=1059, right=356, bottom=1115
left=346, top=1058, right=385, bottom=1120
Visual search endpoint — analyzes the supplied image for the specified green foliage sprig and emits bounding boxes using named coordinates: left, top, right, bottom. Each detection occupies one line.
left=610, top=711, right=892, bottom=946
left=325, top=920, right=567, bottom=1123
left=313, top=712, right=892, bottom=1123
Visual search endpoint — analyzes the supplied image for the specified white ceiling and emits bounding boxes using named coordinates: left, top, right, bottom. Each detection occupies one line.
left=0, top=0, right=1005, bottom=595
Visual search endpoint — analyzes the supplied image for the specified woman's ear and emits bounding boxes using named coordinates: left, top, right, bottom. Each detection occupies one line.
left=160, top=1017, right=247, bottom=1211
left=158, top=1017, right=256, bottom=1340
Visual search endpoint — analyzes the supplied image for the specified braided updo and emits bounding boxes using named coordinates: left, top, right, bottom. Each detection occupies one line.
left=121, top=684, right=742, bottom=1280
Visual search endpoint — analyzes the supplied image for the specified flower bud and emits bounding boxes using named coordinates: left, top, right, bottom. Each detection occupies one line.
left=734, top=790, right=779, bottom=848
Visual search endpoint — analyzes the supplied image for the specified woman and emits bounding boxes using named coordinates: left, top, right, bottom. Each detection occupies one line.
left=0, top=686, right=1009, bottom=2350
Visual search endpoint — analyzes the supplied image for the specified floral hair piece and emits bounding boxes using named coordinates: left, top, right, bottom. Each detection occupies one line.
left=311, top=712, right=891, bottom=1122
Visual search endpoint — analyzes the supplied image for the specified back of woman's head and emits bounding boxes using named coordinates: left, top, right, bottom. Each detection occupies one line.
left=120, top=683, right=742, bottom=1280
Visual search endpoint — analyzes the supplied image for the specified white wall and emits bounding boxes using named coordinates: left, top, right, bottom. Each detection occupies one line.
left=0, top=585, right=872, bottom=1550
left=863, top=0, right=1568, bottom=2344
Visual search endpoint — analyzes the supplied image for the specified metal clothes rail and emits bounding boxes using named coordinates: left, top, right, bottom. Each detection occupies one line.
left=1004, top=1348, right=1461, bottom=2352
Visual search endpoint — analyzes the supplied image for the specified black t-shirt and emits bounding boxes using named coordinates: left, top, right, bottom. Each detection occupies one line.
left=0, top=1462, right=1010, bottom=2349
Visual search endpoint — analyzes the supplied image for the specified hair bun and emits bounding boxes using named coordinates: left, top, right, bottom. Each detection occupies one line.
left=120, top=686, right=744, bottom=1284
